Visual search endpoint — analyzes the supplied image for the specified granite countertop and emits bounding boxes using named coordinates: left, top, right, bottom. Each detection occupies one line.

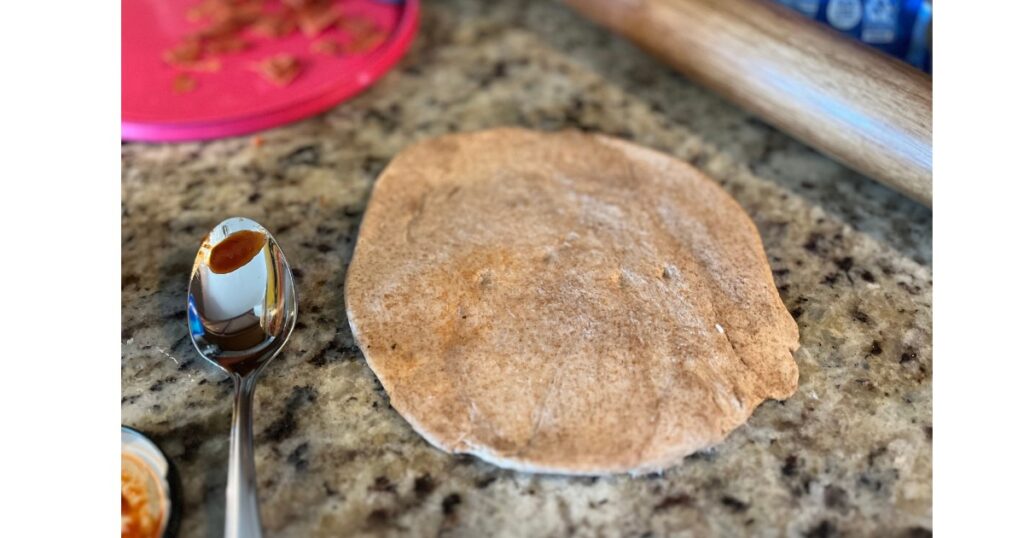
left=121, top=1, right=932, bottom=536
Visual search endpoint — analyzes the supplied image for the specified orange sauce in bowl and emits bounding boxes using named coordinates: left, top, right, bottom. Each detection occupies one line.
left=209, top=230, right=266, bottom=274
left=121, top=452, right=165, bottom=538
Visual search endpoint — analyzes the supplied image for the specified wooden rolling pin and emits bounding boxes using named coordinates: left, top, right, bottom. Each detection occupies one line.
left=565, top=0, right=933, bottom=206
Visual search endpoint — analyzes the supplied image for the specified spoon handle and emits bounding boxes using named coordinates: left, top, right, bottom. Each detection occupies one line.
left=226, top=375, right=263, bottom=538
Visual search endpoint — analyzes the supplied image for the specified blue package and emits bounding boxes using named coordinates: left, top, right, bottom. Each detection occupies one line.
left=775, top=0, right=931, bottom=72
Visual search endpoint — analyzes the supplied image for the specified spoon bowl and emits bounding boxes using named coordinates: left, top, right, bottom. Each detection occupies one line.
left=187, top=217, right=297, bottom=538
left=188, top=217, right=297, bottom=376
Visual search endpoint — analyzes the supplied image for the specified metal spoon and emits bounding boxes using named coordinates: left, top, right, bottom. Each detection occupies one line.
left=187, top=217, right=297, bottom=538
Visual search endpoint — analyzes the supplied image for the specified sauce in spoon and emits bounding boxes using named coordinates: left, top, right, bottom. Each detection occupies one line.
left=208, top=230, right=267, bottom=274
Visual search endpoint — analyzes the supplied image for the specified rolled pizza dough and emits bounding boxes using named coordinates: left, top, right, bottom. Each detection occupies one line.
left=345, top=128, right=799, bottom=475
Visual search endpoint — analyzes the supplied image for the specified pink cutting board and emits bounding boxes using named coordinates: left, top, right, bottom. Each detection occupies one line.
left=122, top=0, right=418, bottom=141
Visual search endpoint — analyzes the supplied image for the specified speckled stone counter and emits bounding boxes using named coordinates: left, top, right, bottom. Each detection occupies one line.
left=121, top=1, right=932, bottom=536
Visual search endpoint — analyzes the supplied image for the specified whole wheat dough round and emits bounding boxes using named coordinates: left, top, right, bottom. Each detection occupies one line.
left=345, top=128, right=799, bottom=475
